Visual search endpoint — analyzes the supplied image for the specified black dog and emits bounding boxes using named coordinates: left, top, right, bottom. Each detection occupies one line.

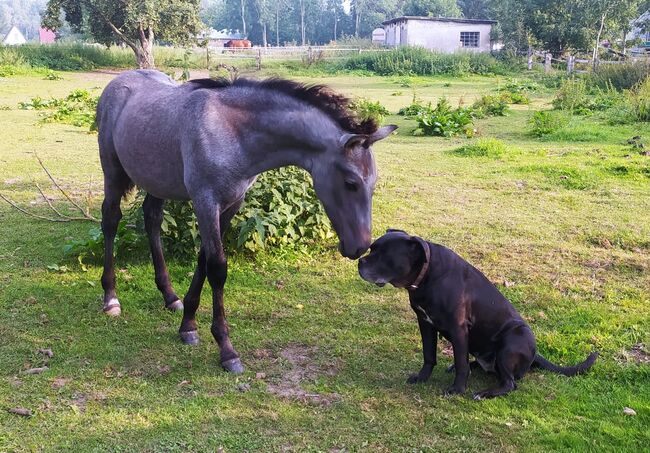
left=358, top=230, right=597, bottom=399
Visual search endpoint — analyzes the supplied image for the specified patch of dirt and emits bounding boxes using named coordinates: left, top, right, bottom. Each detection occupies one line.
left=627, top=344, right=650, bottom=364
left=51, top=377, right=71, bottom=389
left=265, top=344, right=340, bottom=406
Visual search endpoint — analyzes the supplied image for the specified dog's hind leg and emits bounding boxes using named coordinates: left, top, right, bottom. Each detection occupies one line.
left=472, top=352, right=517, bottom=400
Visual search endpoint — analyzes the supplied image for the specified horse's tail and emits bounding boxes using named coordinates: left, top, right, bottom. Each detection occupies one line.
left=533, top=352, right=598, bottom=376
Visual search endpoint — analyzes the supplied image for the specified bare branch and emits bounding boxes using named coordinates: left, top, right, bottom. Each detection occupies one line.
left=0, top=193, right=71, bottom=222
left=34, top=154, right=98, bottom=221
left=35, top=182, right=67, bottom=218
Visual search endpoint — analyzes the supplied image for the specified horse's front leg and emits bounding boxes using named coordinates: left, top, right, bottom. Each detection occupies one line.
left=191, top=198, right=244, bottom=373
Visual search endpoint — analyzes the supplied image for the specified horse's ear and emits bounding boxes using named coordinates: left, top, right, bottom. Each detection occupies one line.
left=368, top=125, right=398, bottom=144
left=339, top=133, right=368, bottom=150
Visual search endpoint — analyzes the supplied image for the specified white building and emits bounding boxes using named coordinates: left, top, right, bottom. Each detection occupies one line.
left=2, top=26, right=27, bottom=45
left=630, top=11, right=650, bottom=53
left=382, top=17, right=497, bottom=53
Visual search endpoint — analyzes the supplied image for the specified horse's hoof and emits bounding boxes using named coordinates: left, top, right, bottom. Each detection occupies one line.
left=222, top=358, right=244, bottom=374
left=103, top=299, right=121, bottom=317
left=166, top=300, right=184, bottom=312
left=180, top=330, right=200, bottom=346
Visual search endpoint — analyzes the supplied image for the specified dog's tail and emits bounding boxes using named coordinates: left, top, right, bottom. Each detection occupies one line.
left=533, top=351, right=598, bottom=376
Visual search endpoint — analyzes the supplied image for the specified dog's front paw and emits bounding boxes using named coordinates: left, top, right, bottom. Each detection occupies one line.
left=444, top=385, right=466, bottom=396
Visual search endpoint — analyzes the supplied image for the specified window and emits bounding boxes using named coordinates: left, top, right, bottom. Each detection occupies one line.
left=460, top=31, right=480, bottom=48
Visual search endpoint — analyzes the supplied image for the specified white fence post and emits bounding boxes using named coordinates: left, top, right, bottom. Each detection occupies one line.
left=544, top=53, right=552, bottom=73
left=527, top=48, right=533, bottom=70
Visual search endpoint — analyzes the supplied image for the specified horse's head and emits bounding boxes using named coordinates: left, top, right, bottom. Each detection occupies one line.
left=312, top=125, right=397, bottom=260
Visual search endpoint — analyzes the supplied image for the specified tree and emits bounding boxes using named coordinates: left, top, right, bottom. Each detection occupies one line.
left=403, top=0, right=462, bottom=17
left=42, top=0, right=203, bottom=69
left=458, top=0, right=489, bottom=19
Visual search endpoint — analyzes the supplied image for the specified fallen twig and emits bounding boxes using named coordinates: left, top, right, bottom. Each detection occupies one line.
left=0, top=155, right=100, bottom=223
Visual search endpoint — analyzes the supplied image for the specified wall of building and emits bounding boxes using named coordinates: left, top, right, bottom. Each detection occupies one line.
left=384, top=20, right=493, bottom=53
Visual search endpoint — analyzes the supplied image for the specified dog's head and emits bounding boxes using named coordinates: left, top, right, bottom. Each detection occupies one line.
left=358, top=229, right=429, bottom=289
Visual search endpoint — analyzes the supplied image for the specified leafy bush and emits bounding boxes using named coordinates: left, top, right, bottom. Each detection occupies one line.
left=20, top=89, right=99, bottom=129
left=499, top=78, right=539, bottom=94
left=451, top=138, right=506, bottom=158
left=350, top=97, right=390, bottom=124
left=552, top=78, right=591, bottom=114
left=342, top=47, right=509, bottom=76
left=398, top=94, right=429, bottom=117
left=414, top=98, right=475, bottom=137
left=473, top=94, right=509, bottom=117
left=66, top=167, right=334, bottom=262
left=529, top=111, right=567, bottom=137
left=588, top=61, right=650, bottom=91
left=629, top=77, right=650, bottom=122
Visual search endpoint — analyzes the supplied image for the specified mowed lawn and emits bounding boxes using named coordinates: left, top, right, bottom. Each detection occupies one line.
left=0, top=70, right=649, bottom=452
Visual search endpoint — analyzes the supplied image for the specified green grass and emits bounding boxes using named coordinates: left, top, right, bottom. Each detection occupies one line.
left=0, top=71, right=649, bottom=451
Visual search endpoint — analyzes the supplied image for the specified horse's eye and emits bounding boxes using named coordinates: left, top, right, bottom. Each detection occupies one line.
left=345, top=180, right=358, bottom=192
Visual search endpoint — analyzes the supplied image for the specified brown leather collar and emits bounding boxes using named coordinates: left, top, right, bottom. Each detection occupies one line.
left=408, top=238, right=430, bottom=291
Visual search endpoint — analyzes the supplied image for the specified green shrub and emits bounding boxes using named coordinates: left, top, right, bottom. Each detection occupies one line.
left=451, top=138, right=506, bottom=158
left=342, top=47, right=509, bottom=76
left=473, top=94, right=509, bottom=117
left=20, top=89, right=99, bottom=129
left=529, top=111, right=566, bottom=137
left=588, top=61, right=650, bottom=91
left=66, top=167, right=334, bottom=261
left=414, top=98, right=475, bottom=137
left=499, top=78, right=539, bottom=94
left=398, top=94, right=429, bottom=117
left=498, top=91, right=530, bottom=105
left=350, top=97, right=390, bottom=123
left=552, top=78, right=591, bottom=114
left=629, top=77, right=650, bottom=122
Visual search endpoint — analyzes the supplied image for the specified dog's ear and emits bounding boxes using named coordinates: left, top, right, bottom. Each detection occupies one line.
left=410, top=235, right=430, bottom=262
left=386, top=228, right=407, bottom=235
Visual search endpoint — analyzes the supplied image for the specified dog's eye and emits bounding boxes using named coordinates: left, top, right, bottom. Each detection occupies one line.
left=345, top=180, right=358, bottom=192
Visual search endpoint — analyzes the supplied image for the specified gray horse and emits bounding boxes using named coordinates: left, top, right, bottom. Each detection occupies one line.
left=97, top=69, right=396, bottom=372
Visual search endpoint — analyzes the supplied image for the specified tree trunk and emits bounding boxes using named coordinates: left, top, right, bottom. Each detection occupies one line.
left=262, top=23, right=267, bottom=47
left=333, top=10, right=337, bottom=41
left=240, top=0, right=247, bottom=35
left=355, top=11, right=361, bottom=37
left=276, top=4, right=280, bottom=46
left=136, top=27, right=155, bottom=69
left=592, top=12, right=606, bottom=69
left=300, top=0, right=306, bottom=46
left=622, top=29, right=627, bottom=56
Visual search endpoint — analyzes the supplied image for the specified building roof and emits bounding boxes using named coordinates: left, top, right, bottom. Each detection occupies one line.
left=382, top=16, right=497, bottom=26
left=2, top=25, right=27, bottom=45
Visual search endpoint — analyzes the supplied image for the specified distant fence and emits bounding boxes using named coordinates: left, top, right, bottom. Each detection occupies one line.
left=204, top=45, right=390, bottom=69
left=527, top=49, right=650, bottom=75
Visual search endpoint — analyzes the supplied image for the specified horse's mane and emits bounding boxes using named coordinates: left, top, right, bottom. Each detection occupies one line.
left=188, top=77, right=378, bottom=135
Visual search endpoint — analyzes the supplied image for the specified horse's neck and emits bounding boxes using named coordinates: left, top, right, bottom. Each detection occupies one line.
left=241, top=106, right=340, bottom=177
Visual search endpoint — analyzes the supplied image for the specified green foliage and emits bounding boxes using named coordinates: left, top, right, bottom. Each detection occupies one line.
left=66, top=167, right=334, bottom=261
left=553, top=78, right=628, bottom=117
left=497, top=78, right=536, bottom=104
left=19, top=89, right=99, bottom=129
left=342, top=47, right=510, bottom=76
left=529, top=111, right=566, bottom=137
left=588, top=62, right=650, bottom=91
left=450, top=138, right=507, bottom=158
left=398, top=94, right=428, bottom=117
left=414, top=98, right=475, bottom=137
left=350, top=98, right=390, bottom=124
left=227, top=167, right=334, bottom=253
left=629, top=77, right=650, bottom=122
left=44, top=70, right=63, bottom=80
left=473, top=94, right=509, bottom=117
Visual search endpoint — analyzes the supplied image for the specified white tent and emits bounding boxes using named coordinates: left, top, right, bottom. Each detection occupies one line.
left=2, top=26, right=27, bottom=45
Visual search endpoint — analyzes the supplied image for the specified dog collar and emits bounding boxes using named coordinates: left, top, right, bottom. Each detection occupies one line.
left=408, top=239, right=430, bottom=291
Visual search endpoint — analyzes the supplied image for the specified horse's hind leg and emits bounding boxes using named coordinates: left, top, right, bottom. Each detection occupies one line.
left=142, top=194, right=182, bottom=311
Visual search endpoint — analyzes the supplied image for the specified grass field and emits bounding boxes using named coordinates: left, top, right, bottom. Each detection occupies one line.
left=1, top=70, right=649, bottom=452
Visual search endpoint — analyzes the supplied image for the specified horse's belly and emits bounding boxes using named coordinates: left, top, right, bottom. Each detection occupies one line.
left=115, top=146, right=189, bottom=200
